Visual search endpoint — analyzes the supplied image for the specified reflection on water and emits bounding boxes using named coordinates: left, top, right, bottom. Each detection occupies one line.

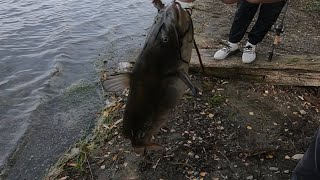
left=0, top=0, right=156, bottom=167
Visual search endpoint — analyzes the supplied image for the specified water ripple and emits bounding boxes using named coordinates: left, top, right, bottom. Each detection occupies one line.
left=0, top=0, right=156, bottom=168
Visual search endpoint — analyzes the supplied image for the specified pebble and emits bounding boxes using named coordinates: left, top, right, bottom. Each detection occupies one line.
left=208, top=113, right=214, bottom=118
left=188, top=152, right=194, bottom=156
left=100, top=165, right=106, bottom=169
left=194, top=171, right=199, bottom=176
left=285, top=155, right=291, bottom=159
left=246, top=175, right=253, bottom=180
left=300, top=110, right=307, bottom=115
left=195, top=155, right=200, bottom=159
left=217, top=126, right=224, bottom=130
left=292, top=154, right=304, bottom=160
left=269, top=167, right=279, bottom=171
left=284, top=170, right=290, bottom=174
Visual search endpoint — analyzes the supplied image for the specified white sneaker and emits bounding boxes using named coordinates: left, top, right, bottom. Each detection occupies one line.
left=214, top=42, right=239, bottom=60
left=242, top=42, right=256, bottom=63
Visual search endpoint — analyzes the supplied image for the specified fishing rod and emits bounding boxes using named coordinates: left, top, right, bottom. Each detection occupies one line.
left=268, top=0, right=289, bottom=61
left=184, top=6, right=205, bottom=73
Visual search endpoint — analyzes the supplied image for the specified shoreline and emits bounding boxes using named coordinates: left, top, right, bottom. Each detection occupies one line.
left=44, top=0, right=320, bottom=179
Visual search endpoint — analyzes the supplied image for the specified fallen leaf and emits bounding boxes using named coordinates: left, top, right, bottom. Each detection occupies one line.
left=103, top=111, right=109, bottom=117
left=208, top=113, right=214, bottom=118
left=67, top=163, right=77, bottom=167
left=266, top=154, right=274, bottom=159
left=112, top=155, right=118, bottom=161
left=187, top=171, right=194, bottom=175
left=200, top=172, right=207, bottom=177
left=298, top=96, right=304, bottom=100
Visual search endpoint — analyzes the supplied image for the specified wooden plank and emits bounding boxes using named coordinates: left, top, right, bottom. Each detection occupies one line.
left=190, top=49, right=320, bottom=86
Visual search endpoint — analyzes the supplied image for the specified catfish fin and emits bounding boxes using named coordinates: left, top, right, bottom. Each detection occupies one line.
left=102, top=73, right=131, bottom=92
left=178, top=71, right=200, bottom=96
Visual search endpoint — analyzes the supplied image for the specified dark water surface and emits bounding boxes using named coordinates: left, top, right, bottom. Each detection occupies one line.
left=0, top=0, right=156, bottom=175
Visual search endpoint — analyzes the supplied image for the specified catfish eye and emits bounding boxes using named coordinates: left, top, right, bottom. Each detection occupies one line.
left=162, top=36, right=168, bottom=43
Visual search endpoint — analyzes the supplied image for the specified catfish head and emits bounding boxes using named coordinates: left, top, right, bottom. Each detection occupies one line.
left=143, top=0, right=194, bottom=71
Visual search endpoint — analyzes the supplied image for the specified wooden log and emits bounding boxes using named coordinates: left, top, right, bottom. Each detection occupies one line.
left=190, top=49, right=320, bottom=86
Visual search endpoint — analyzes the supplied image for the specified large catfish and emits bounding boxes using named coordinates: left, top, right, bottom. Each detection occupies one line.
left=103, top=0, right=199, bottom=154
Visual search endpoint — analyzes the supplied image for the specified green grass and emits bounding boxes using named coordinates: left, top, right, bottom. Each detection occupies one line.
left=209, top=95, right=226, bottom=106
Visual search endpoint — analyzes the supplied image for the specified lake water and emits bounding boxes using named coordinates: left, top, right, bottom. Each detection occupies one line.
left=0, top=0, right=160, bottom=170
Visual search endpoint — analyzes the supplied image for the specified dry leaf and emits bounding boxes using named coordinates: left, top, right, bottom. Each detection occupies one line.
left=266, top=154, right=274, bottom=159
left=103, top=111, right=109, bottom=117
left=208, top=113, right=214, bottom=118
left=112, top=155, right=118, bottom=161
left=67, top=162, right=77, bottom=167
left=298, top=96, right=304, bottom=100
left=200, top=172, right=207, bottom=177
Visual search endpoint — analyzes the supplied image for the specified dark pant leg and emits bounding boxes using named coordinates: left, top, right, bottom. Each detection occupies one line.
left=248, top=0, right=286, bottom=45
left=228, top=0, right=259, bottom=43
left=292, top=128, right=320, bottom=180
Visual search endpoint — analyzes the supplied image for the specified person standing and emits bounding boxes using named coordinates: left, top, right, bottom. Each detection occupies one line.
left=213, top=0, right=286, bottom=63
